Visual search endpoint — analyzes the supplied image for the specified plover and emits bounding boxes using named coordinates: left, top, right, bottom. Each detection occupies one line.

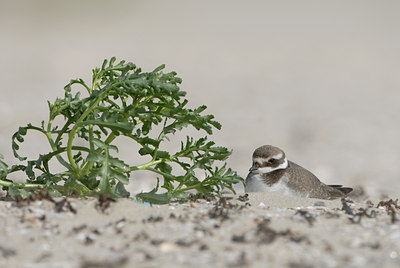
left=245, top=145, right=352, bottom=200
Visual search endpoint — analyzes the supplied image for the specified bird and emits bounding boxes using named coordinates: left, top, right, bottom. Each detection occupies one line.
left=245, top=145, right=352, bottom=200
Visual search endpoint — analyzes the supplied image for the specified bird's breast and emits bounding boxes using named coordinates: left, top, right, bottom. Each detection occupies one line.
left=245, top=172, right=300, bottom=196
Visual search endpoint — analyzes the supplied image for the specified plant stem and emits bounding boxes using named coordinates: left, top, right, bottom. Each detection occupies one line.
left=44, top=130, right=72, bottom=170
left=0, top=179, right=43, bottom=189
left=67, top=91, right=108, bottom=175
left=130, top=159, right=164, bottom=171
left=179, top=184, right=202, bottom=192
left=45, top=116, right=70, bottom=169
left=80, top=113, right=132, bottom=175
left=146, top=167, right=176, bottom=181
left=179, top=178, right=211, bottom=192
left=175, top=164, right=199, bottom=191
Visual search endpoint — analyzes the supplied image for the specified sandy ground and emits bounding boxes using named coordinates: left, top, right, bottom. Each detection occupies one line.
left=1, top=1, right=400, bottom=196
left=1, top=192, right=400, bottom=268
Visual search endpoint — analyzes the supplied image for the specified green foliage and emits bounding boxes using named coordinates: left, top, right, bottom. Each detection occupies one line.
left=0, top=58, right=243, bottom=203
left=0, top=154, right=8, bottom=179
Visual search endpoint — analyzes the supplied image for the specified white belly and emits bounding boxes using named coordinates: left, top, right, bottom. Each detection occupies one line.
left=245, top=174, right=305, bottom=197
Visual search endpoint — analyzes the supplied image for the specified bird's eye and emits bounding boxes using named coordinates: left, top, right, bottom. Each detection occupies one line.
left=268, top=158, right=276, bottom=164
left=254, top=162, right=260, bottom=168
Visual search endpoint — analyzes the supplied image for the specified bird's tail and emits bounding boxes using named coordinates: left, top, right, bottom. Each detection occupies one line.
left=328, top=185, right=353, bottom=195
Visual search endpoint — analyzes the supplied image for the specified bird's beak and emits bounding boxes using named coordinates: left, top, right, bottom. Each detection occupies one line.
left=249, top=165, right=256, bottom=172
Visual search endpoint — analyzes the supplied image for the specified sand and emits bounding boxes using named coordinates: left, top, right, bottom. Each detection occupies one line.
left=1, top=192, right=399, bottom=268
left=2, top=1, right=400, bottom=197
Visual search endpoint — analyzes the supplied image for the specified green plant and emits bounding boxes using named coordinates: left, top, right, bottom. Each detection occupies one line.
left=0, top=58, right=243, bottom=203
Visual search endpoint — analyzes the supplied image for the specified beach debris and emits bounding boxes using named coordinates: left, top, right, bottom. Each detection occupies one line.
left=366, top=200, right=374, bottom=208
left=75, top=232, right=96, bottom=245
left=341, top=198, right=380, bottom=224
left=199, top=244, right=209, bottom=251
left=295, top=209, right=316, bottom=226
left=324, top=211, right=340, bottom=219
left=313, top=201, right=326, bottom=207
left=254, top=218, right=309, bottom=245
left=35, top=252, right=52, bottom=262
left=288, top=262, right=313, bottom=268
left=376, top=199, right=399, bottom=223
left=8, top=187, right=77, bottom=214
left=114, top=218, right=126, bottom=234
left=349, top=208, right=377, bottom=224
left=54, top=198, right=77, bottom=214
left=257, top=202, right=266, bottom=209
left=95, top=194, right=116, bottom=213
left=133, top=231, right=150, bottom=242
left=187, top=193, right=214, bottom=202
left=206, top=196, right=250, bottom=228
left=132, top=197, right=152, bottom=206
left=0, top=245, right=16, bottom=258
left=3, top=191, right=400, bottom=267
left=360, top=242, right=380, bottom=249
left=150, top=239, right=164, bottom=246
left=175, top=239, right=196, bottom=247
left=159, top=241, right=180, bottom=252
left=9, top=187, right=73, bottom=214
left=377, top=199, right=400, bottom=209
left=219, top=196, right=233, bottom=208
left=231, top=234, right=247, bottom=243
left=224, top=250, right=247, bottom=267
left=238, top=193, right=249, bottom=202
left=208, top=202, right=230, bottom=221
left=71, top=224, right=87, bottom=234
left=80, top=256, right=128, bottom=268
left=84, top=234, right=95, bottom=245
left=115, top=218, right=126, bottom=226
left=341, top=198, right=354, bottom=215
left=208, top=197, right=236, bottom=221
left=390, top=251, right=398, bottom=259
left=143, top=215, right=163, bottom=223
left=8, top=187, right=54, bottom=205
left=133, top=250, right=153, bottom=262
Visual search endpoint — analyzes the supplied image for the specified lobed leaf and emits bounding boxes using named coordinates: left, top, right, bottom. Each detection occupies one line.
left=2, top=57, right=244, bottom=202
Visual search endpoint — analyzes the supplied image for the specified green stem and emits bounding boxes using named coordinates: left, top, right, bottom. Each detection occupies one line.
left=44, top=130, right=72, bottom=170
left=79, top=123, right=94, bottom=171
left=179, top=184, right=203, bottom=192
left=80, top=113, right=133, bottom=175
left=146, top=167, right=176, bottom=181
left=130, top=159, right=164, bottom=171
left=88, top=124, right=95, bottom=151
left=175, top=164, right=199, bottom=191
left=55, top=117, right=73, bottom=145
left=67, top=90, right=108, bottom=175
left=0, top=179, right=44, bottom=189
left=151, top=118, right=168, bottom=161
left=179, top=176, right=212, bottom=192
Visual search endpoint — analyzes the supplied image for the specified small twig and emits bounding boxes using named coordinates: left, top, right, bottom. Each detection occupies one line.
left=377, top=199, right=399, bottom=223
left=295, top=209, right=316, bottom=226
left=341, top=198, right=354, bottom=215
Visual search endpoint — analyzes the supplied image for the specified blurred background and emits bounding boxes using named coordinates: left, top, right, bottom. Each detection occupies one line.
left=1, top=0, right=399, bottom=196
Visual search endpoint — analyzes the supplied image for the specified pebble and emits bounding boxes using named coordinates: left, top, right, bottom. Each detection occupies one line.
left=159, top=242, right=179, bottom=252
left=313, top=201, right=326, bottom=207
left=257, top=202, right=266, bottom=208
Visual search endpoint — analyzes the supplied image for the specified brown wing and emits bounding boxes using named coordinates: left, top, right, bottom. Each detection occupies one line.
left=285, top=161, right=346, bottom=200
